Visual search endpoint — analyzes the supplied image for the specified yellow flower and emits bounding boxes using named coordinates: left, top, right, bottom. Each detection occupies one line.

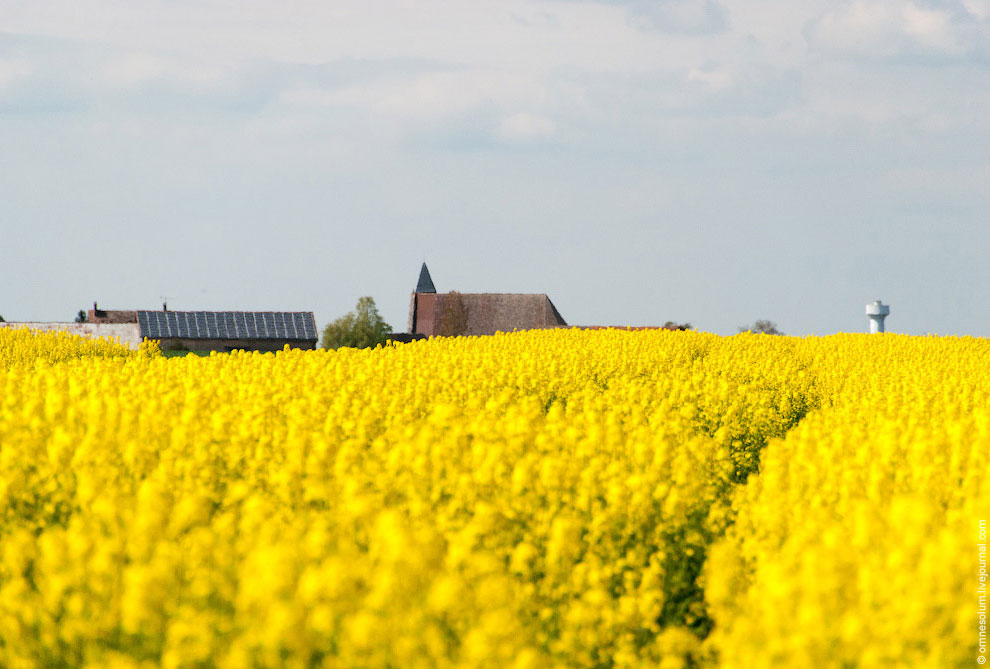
left=0, top=327, right=984, bottom=667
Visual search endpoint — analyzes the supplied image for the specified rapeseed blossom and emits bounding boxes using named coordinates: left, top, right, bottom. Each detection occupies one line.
left=0, top=327, right=983, bottom=667
left=705, top=334, right=990, bottom=668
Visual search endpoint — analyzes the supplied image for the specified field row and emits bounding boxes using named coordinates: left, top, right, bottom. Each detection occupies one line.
left=0, top=328, right=986, bottom=667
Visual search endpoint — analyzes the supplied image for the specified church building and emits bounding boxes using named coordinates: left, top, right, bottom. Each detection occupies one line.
left=406, top=264, right=567, bottom=337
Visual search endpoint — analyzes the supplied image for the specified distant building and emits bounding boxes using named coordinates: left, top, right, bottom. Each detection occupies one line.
left=91, top=303, right=318, bottom=352
left=405, top=263, right=567, bottom=337
left=88, top=303, right=138, bottom=324
left=137, top=310, right=318, bottom=352
left=0, top=321, right=143, bottom=349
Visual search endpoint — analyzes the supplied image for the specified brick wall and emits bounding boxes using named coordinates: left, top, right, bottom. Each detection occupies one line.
left=413, top=293, right=440, bottom=336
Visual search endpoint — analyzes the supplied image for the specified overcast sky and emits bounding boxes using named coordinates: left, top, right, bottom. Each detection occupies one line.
left=2, top=1, right=988, bottom=336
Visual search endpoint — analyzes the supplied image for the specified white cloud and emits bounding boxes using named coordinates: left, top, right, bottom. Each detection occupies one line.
left=622, top=0, right=728, bottom=34
left=686, top=64, right=734, bottom=90
left=102, top=53, right=170, bottom=87
left=280, top=69, right=546, bottom=121
left=961, top=0, right=990, bottom=20
left=570, top=0, right=728, bottom=34
left=497, top=112, right=557, bottom=141
left=806, top=1, right=969, bottom=58
left=101, top=52, right=230, bottom=89
left=0, top=1, right=659, bottom=75
left=901, top=4, right=955, bottom=47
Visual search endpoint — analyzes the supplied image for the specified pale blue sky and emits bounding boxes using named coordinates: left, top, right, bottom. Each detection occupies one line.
left=2, top=0, right=988, bottom=335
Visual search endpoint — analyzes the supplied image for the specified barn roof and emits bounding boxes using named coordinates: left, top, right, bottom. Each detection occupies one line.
left=413, top=292, right=567, bottom=336
left=458, top=293, right=566, bottom=334
left=137, top=311, right=318, bottom=341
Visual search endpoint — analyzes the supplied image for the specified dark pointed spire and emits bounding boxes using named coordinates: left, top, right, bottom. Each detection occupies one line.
left=416, top=262, right=436, bottom=293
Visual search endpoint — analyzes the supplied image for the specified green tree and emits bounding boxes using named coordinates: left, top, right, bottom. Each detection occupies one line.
left=75, top=310, right=87, bottom=323
left=321, top=297, right=392, bottom=350
left=738, top=319, right=783, bottom=335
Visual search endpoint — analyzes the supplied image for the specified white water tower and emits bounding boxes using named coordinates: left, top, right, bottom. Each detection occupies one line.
left=866, top=300, right=890, bottom=333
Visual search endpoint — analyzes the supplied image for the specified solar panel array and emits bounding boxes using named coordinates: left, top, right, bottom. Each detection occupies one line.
left=137, top=311, right=318, bottom=341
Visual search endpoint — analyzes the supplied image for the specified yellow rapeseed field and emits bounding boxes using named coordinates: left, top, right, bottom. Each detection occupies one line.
left=0, top=327, right=985, bottom=668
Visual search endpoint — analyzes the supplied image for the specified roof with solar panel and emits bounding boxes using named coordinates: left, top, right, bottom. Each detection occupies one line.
left=136, top=311, right=318, bottom=341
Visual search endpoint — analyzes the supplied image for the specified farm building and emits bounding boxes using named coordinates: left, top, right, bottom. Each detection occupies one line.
left=89, top=305, right=318, bottom=352
left=0, top=321, right=143, bottom=349
left=406, top=264, right=567, bottom=337
left=87, top=304, right=138, bottom=324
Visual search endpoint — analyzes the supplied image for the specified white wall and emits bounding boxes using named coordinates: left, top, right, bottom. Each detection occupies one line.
left=0, top=322, right=143, bottom=350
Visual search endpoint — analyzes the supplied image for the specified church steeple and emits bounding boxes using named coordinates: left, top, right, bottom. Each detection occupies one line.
left=415, top=262, right=436, bottom=293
